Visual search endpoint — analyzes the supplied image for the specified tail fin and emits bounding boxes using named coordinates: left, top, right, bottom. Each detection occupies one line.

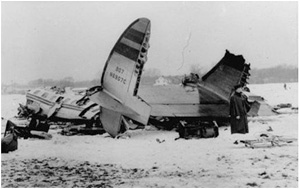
left=89, top=18, right=151, bottom=137
left=101, top=18, right=150, bottom=99
left=200, top=50, right=250, bottom=103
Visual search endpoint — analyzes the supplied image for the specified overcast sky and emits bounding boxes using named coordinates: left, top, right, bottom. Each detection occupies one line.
left=1, top=1, right=298, bottom=84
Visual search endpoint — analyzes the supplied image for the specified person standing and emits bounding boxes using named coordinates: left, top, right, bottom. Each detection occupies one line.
left=229, top=84, right=251, bottom=134
left=284, top=83, right=287, bottom=90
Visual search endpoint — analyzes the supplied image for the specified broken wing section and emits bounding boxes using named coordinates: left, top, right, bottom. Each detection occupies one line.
left=199, top=50, right=251, bottom=104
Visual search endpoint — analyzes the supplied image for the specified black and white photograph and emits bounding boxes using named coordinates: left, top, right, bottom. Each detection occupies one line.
left=1, top=1, right=298, bottom=188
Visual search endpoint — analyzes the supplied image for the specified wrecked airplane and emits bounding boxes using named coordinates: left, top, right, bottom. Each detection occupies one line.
left=10, top=18, right=275, bottom=139
left=83, top=17, right=270, bottom=138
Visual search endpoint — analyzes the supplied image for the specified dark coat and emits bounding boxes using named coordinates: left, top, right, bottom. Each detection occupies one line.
left=229, top=92, right=251, bottom=134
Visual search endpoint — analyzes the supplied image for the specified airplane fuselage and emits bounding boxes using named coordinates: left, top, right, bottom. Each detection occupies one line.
left=25, top=88, right=100, bottom=122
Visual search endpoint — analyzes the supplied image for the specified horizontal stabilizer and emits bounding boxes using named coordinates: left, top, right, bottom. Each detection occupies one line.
left=100, top=108, right=123, bottom=137
left=89, top=90, right=137, bottom=116
left=89, top=90, right=150, bottom=125
left=122, top=94, right=151, bottom=125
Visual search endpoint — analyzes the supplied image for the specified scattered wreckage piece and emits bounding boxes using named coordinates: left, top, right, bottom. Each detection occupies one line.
left=1, top=120, right=18, bottom=153
left=274, top=103, right=292, bottom=110
left=175, top=120, right=219, bottom=140
left=4, top=117, right=52, bottom=140
left=243, top=91, right=278, bottom=117
left=273, top=103, right=298, bottom=114
left=236, top=132, right=297, bottom=149
left=60, top=124, right=105, bottom=136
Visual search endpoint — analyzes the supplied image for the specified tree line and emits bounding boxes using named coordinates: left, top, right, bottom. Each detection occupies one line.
left=248, top=65, right=298, bottom=84
left=1, top=65, right=298, bottom=94
left=141, top=65, right=298, bottom=85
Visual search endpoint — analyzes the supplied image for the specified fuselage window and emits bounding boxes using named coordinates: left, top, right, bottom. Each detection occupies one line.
left=41, top=92, right=49, bottom=98
left=49, top=96, right=58, bottom=101
left=33, top=90, right=41, bottom=95
left=70, top=100, right=77, bottom=105
left=26, top=99, right=34, bottom=104
left=64, top=98, right=71, bottom=103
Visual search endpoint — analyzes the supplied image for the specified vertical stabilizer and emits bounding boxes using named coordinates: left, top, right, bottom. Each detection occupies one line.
left=90, top=18, right=151, bottom=137
left=101, top=18, right=151, bottom=100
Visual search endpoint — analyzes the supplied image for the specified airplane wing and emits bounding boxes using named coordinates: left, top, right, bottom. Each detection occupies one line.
left=199, top=50, right=250, bottom=104
left=139, top=85, right=201, bottom=117
left=89, top=18, right=151, bottom=137
left=139, top=50, right=251, bottom=119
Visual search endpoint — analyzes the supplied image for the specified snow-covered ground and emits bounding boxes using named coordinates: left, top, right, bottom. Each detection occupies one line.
left=1, top=82, right=298, bottom=187
left=248, top=82, right=298, bottom=107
